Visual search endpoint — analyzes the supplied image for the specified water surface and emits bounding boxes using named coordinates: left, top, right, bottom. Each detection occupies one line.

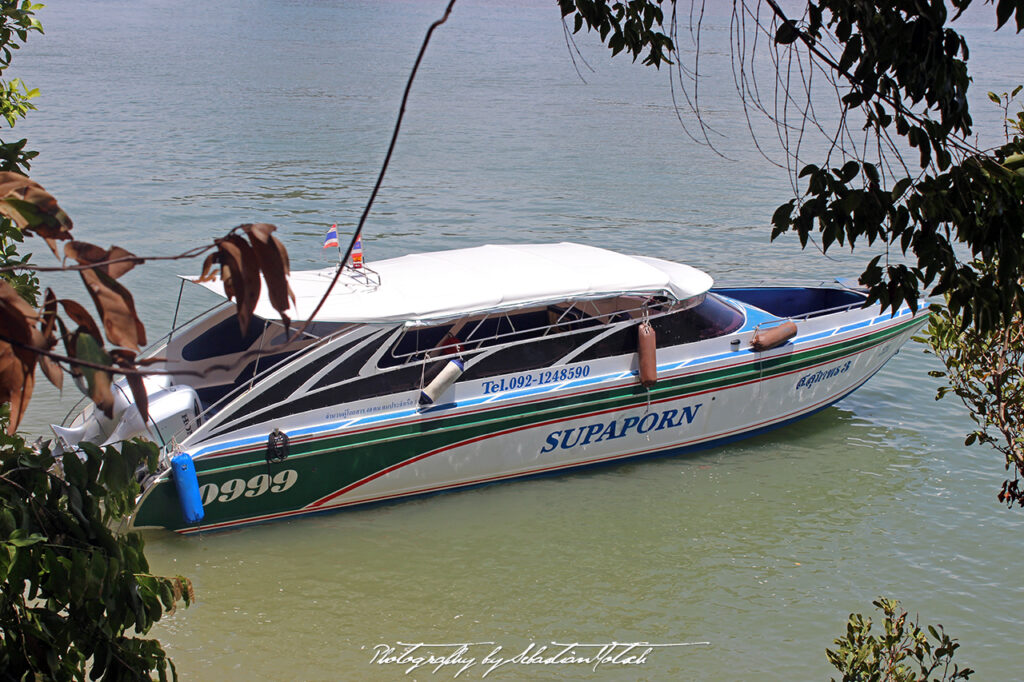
left=15, top=1, right=1021, bottom=679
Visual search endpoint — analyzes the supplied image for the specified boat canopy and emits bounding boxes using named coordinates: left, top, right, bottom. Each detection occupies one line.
left=189, top=242, right=714, bottom=325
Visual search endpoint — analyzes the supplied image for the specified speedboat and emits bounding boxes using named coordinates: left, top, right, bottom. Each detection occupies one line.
left=52, top=243, right=927, bottom=533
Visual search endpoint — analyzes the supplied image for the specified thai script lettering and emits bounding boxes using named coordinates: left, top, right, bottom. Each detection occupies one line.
left=326, top=398, right=416, bottom=422
left=795, top=361, right=852, bottom=389
left=540, top=404, right=703, bottom=454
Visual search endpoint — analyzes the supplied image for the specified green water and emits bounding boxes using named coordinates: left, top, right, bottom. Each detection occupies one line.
left=14, top=0, right=1022, bottom=678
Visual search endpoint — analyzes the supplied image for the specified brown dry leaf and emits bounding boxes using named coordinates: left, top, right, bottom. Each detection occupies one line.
left=53, top=315, right=80, bottom=384
left=0, top=342, right=34, bottom=434
left=0, top=172, right=73, bottom=257
left=37, top=289, right=62, bottom=390
left=240, top=222, right=275, bottom=243
left=104, top=246, right=138, bottom=279
left=40, top=288, right=58, bottom=340
left=64, top=241, right=140, bottom=279
left=63, top=241, right=106, bottom=265
left=196, top=252, right=218, bottom=282
left=111, top=348, right=148, bottom=424
left=272, top=234, right=291, bottom=279
left=0, top=281, right=40, bottom=433
left=38, top=355, right=63, bottom=391
left=241, top=223, right=293, bottom=328
left=216, top=238, right=241, bottom=301
left=58, top=299, right=103, bottom=342
left=0, top=279, right=37, bottom=344
left=218, top=235, right=261, bottom=334
left=79, top=269, right=147, bottom=351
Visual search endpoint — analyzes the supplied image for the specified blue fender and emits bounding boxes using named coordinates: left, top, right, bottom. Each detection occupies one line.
left=170, top=453, right=205, bottom=525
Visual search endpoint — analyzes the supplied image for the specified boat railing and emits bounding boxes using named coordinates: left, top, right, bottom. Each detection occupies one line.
left=156, top=329, right=344, bottom=455
left=786, top=301, right=872, bottom=320
left=711, top=282, right=873, bottom=321
left=383, top=296, right=686, bottom=366
left=58, top=303, right=343, bottom=465
left=711, top=278, right=858, bottom=289
left=57, top=301, right=232, bottom=428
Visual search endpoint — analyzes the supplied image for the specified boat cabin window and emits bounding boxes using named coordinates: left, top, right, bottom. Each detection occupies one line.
left=575, top=294, right=744, bottom=362
left=181, top=314, right=265, bottom=361
left=372, top=296, right=697, bottom=383
left=268, top=321, right=349, bottom=345
left=377, top=298, right=655, bottom=371
left=203, top=294, right=735, bottom=435
left=378, top=324, right=455, bottom=369
left=460, top=328, right=604, bottom=380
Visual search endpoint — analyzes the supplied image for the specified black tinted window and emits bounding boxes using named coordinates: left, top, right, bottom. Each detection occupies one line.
left=576, top=296, right=743, bottom=361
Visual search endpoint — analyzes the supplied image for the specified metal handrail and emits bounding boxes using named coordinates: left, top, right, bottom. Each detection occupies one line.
left=154, top=328, right=349, bottom=453
left=58, top=301, right=231, bottom=428
left=383, top=298, right=688, bottom=366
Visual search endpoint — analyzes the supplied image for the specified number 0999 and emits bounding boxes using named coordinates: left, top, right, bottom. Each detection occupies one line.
left=199, top=469, right=298, bottom=505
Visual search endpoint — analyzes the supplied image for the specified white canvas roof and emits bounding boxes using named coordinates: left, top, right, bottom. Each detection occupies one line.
left=190, top=242, right=714, bottom=325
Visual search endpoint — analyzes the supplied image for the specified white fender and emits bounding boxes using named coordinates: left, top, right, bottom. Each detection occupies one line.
left=419, top=359, right=465, bottom=406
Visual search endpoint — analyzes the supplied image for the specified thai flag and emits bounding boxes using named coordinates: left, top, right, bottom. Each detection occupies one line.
left=323, top=224, right=339, bottom=248
left=350, top=232, right=363, bottom=269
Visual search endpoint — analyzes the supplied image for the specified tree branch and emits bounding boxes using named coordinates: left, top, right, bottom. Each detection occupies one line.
left=288, top=0, right=458, bottom=342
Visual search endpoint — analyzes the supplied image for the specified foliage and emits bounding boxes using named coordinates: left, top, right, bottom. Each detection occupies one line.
left=910, top=91, right=1024, bottom=505
left=0, top=171, right=293, bottom=434
left=0, top=3, right=200, bottom=679
left=0, top=0, right=41, bottom=306
left=827, top=598, right=973, bottom=682
left=557, top=0, right=674, bottom=66
left=0, top=405, right=192, bottom=680
left=0, top=175, right=292, bottom=680
left=561, top=0, right=1024, bottom=333
left=765, top=0, right=1024, bottom=334
left=920, top=269, right=1024, bottom=506
left=0, top=0, right=41, bottom=126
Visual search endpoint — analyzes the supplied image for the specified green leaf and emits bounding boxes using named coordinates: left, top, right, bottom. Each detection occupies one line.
left=5, top=530, right=44, bottom=547
left=62, top=451, right=87, bottom=487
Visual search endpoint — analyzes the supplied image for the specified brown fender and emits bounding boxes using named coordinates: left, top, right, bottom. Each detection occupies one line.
left=750, top=320, right=798, bottom=351
left=638, top=322, right=657, bottom=388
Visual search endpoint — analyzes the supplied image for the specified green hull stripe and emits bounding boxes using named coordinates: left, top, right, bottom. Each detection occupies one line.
left=133, top=317, right=921, bottom=530
left=197, top=316, right=919, bottom=470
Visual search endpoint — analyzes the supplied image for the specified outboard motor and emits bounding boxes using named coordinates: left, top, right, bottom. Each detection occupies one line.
left=101, top=385, right=202, bottom=448
left=51, top=379, right=202, bottom=454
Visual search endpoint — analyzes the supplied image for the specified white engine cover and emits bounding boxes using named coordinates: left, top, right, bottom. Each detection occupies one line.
left=52, top=381, right=201, bottom=453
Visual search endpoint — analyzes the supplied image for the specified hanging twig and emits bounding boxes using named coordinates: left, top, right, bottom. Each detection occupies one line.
left=287, top=0, right=459, bottom=343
